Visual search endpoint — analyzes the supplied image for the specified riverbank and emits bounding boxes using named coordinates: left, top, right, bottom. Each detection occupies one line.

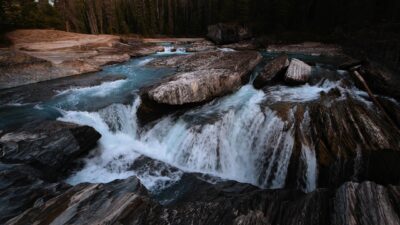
left=0, top=29, right=351, bottom=90
left=0, top=29, right=164, bottom=89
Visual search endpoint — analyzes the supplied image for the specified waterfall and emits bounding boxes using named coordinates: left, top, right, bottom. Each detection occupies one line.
left=59, top=85, right=300, bottom=190
left=56, top=65, right=370, bottom=192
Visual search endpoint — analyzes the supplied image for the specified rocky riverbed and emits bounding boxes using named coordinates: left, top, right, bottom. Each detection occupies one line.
left=0, top=30, right=400, bottom=225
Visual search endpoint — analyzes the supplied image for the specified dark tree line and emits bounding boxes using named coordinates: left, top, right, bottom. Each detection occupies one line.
left=51, top=0, right=400, bottom=36
left=1, top=0, right=399, bottom=36
left=0, top=0, right=63, bottom=32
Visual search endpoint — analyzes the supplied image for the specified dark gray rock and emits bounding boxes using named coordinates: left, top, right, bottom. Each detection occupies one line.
left=0, top=163, right=69, bottom=224
left=254, top=54, right=289, bottom=88
left=5, top=176, right=157, bottom=225
left=0, top=121, right=101, bottom=180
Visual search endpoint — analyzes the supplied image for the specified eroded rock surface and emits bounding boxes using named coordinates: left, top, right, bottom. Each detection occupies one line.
left=5, top=176, right=156, bottom=225
left=0, top=163, right=69, bottom=224
left=0, top=29, right=162, bottom=89
left=0, top=121, right=101, bottom=180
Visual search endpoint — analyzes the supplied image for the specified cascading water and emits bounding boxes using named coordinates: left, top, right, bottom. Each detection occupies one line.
left=0, top=52, right=378, bottom=194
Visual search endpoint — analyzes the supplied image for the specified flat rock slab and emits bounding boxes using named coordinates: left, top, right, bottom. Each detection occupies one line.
left=0, top=29, right=162, bottom=89
left=266, top=42, right=343, bottom=56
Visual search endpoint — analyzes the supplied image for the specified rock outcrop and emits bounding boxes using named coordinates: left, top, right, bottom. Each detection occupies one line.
left=284, top=59, right=312, bottom=84
left=0, top=121, right=101, bottom=180
left=261, top=87, right=400, bottom=190
left=138, top=51, right=262, bottom=124
left=0, top=163, right=70, bottom=224
left=0, top=29, right=163, bottom=89
left=207, top=23, right=252, bottom=45
left=358, top=61, right=400, bottom=101
left=253, top=54, right=289, bottom=88
left=1, top=150, right=399, bottom=225
left=5, top=176, right=156, bottom=225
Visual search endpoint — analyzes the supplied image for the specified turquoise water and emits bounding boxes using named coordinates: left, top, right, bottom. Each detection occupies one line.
left=0, top=55, right=176, bottom=130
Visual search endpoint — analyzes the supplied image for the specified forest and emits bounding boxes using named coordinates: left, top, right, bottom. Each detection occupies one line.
left=1, top=0, right=399, bottom=36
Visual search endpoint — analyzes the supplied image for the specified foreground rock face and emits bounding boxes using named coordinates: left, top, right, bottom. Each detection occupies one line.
left=207, top=23, right=252, bottom=45
left=0, top=29, right=162, bottom=89
left=4, top=169, right=400, bottom=225
left=0, top=121, right=101, bottom=180
left=284, top=58, right=312, bottom=84
left=6, top=177, right=155, bottom=225
left=138, top=51, right=262, bottom=124
left=0, top=163, right=69, bottom=224
left=253, top=54, right=289, bottom=88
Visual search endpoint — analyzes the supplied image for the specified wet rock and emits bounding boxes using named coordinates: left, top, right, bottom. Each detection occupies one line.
left=5, top=176, right=157, bottom=225
left=254, top=54, right=289, bottom=88
left=332, top=182, right=400, bottom=225
left=284, top=59, right=312, bottom=84
left=207, top=23, right=252, bottom=45
left=358, top=61, right=400, bottom=100
left=139, top=51, right=262, bottom=124
left=0, top=163, right=69, bottom=224
left=0, top=121, right=101, bottom=180
left=274, top=93, right=400, bottom=190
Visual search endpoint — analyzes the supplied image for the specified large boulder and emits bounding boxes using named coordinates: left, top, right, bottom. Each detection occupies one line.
left=284, top=58, right=312, bottom=84
left=253, top=54, right=289, bottom=88
left=0, top=121, right=101, bottom=180
left=139, top=51, right=262, bottom=124
left=207, top=23, right=252, bottom=45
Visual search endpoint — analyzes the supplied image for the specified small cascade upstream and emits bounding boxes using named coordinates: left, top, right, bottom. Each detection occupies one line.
left=158, top=45, right=187, bottom=55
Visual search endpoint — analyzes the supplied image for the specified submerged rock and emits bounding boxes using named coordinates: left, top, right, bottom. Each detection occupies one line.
left=284, top=59, right=312, bottom=84
left=253, top=54, right=289, bottom=88
left=0, top=121, right=101, bottom=180
left=207, top=23, right=252, bottom=45
left=138, top=51, right=262, bottom=124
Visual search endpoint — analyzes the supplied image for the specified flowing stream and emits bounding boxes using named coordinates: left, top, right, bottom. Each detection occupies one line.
left=0, top=50, right=377, bottom=194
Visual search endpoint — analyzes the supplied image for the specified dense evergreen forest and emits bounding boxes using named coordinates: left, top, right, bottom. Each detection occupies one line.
left=1, top=0, right=400, bottom=36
